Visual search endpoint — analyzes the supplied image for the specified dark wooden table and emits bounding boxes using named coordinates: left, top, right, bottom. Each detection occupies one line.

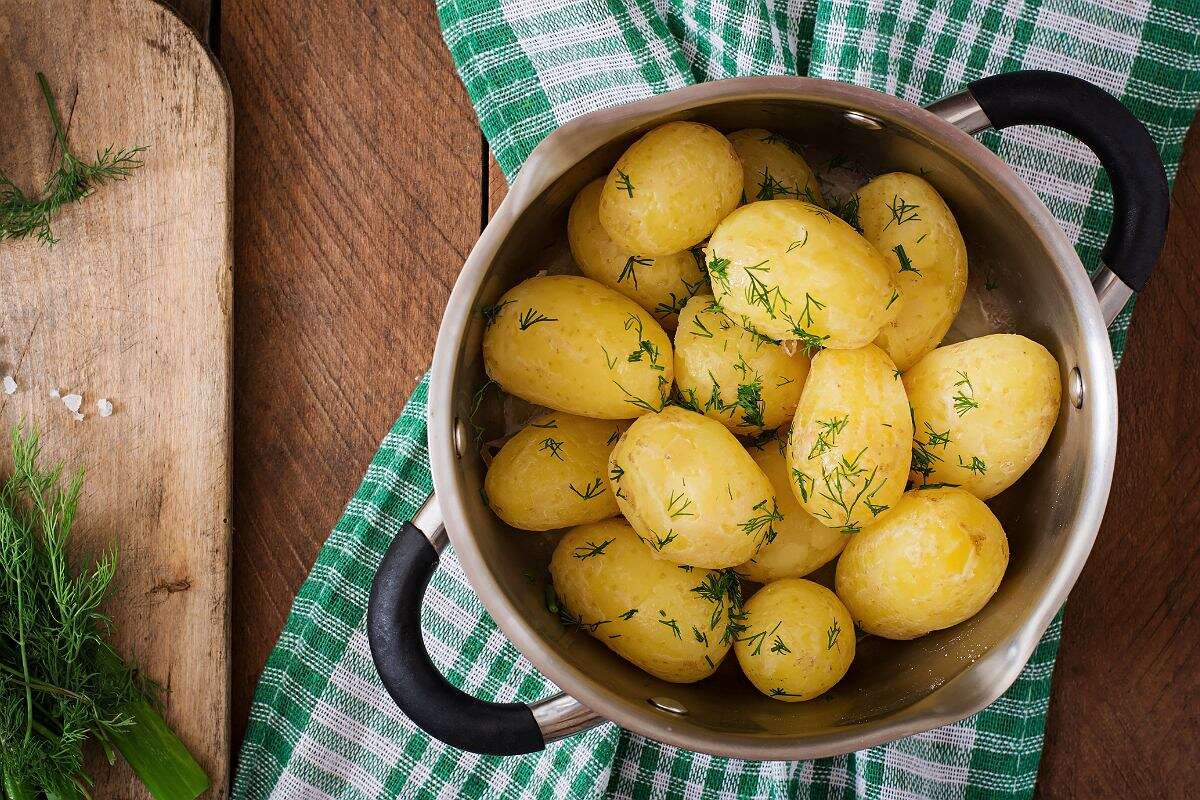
left=171, top=1, right=1198, bottom=796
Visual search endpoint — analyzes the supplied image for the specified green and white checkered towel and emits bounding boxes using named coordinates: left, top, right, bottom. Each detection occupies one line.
left=232, top=2, right=1200, bottom=798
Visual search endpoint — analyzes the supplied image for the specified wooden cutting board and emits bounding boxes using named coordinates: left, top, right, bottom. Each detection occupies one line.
left=0, top=1, right=231, bottom=796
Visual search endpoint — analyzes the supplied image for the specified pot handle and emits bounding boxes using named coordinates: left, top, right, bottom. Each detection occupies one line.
left=927, top=70, right=1169, bottom=325
left=367, top=492, right=602, bottom=755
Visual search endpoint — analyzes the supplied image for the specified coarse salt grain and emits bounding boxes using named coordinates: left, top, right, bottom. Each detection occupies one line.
left=97, top=398, right=113, bottom=417
left=63, top=393, right=83, bottom=413
left=2, top=376, right=15, bottom=395
left=50, top=388, right=61, bottom=398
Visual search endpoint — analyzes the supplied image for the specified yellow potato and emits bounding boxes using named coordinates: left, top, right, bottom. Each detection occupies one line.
left=673, top=295, right=810, bottom=435
left=568, top=178, right=709, bottom=330
left=835, top=488, right=1009, bottom=639
left=787, top=345, right=911, bottom=532
left=609, top=406, right=779, bottom=569
left=858, top=173, right=969, bottom=370
left=549, top=519, right=739, bottom=682
left=482, top=275, right=673, bottom=419
left=734, top=579, right=855, bottom=701
left=905, top=334, right=1061, bottom=499
left=727, top=129, right=825, bottom=206
left=737, top=437, right=847, bottom=582
left=598, top=121, right=742, bottom=256
left=484, top=413, right=627, bottom=531
left=706, top=199, right=898, bottom=346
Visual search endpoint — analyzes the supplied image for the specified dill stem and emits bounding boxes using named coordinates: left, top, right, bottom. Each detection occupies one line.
left=14, top=572, right=33, bottom=745
left=36, top=72, right=69, bottom=156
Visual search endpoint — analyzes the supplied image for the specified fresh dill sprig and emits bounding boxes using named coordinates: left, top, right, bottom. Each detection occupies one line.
left=537, top=437, right=565, bottom=460
left=572, top=538, right=614, bottom=560
left=690, top=570, right=745, bottom=645
left=619, top=255, right=652, bottom=289
left=744, top=261, right=786, bottom=317
left=829, top=193, right=862, bottom=232
left=892, top=243, right=922, bottom=276
left=952, top=371, right=980, bottom=416
left=569, top=478, right=605, bottom=501
left=736, top=380, right=766, bottom=430
left=666, top=490, right=695, bottom=519
left=883, top=194, right=921, bottom=230
left=738, top=620, right=782, bottom=657
left=808, top=415, right=849, bottom=459
left=957, top=454, right=987, bottom=475
left=0, top=427, right=208, bottom=799
left=1, top=73, right=147, bottom=246
left=707, top=256, right=731, bottom=293
left=787, top=232, right=809, bottom=252
left=615, top=169, right=635, bottom=198
left=518, top=307, right=558, bottom=330
left=826, top=620, right=842, bottom=650
left=740, top=498, right=783, bottom=544
left=481, top=300, right=513, bottom=328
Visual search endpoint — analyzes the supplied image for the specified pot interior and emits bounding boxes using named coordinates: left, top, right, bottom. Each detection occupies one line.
left=438, top=89, right=1109, bottom=756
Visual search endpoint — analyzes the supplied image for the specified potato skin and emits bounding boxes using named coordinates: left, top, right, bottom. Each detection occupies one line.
left=737, top=438, right=847, bottom=582
left=859, top=173, right=968, bottom=370
left=482, top=275, right=673, bottom=419
left=787, top=345, right=912, bottom=532
left=598, top=121, right=743, bottom=256
left=727, top=129, right=824, bottom=206
left=568, top=178, right=708, bottom=330
left=609, top=406, right=779, bottom=569
left=549, top=519, right=737, bottom=682
left=904, top=334, right=1061, bottom=499
left=835, top=489, right=1009, bottom=639
left=734, top=579, right=855, bottom=701
left=706, top=199, right=898, bottom=346
left=673, top=295, right=810, bottom=435
left=484, top=413, right=627, bottom=531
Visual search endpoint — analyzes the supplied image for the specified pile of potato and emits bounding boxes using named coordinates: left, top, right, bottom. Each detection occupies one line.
left=480, top=121, right=1062, bottom=702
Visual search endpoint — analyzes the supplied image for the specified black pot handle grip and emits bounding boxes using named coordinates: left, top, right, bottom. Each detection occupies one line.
left=968, top=70, right=1169, bottom=293
left=367, top=520, right=545, bottom=755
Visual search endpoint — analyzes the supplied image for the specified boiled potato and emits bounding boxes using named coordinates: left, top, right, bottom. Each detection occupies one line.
left=609, top=406, right=779, bottom=569
left=484, top=413, right=627, bottom=531
left=673, top=294, right=810, bottom=435
left=568, top=178, right=708, bottom=330
left=737, top=437, right=846, bottom=582
left=734, top=579, right=855, bottom=701
left=706, top=199, right=897, bottom=346
left=859, top=173, right=968, bottom=370
left=787, top=345, right=911, bottom=532
left=598, top=121, right=742, bottom=256
left=727, top=129, right=825, bottom=206
left=835, top=488, right=1009, bottom=639
left=549, top=519, right=738, bottom=682
left=482, top=275, right=673, bottom=419
left=904, top=334, right=1061, bottom=498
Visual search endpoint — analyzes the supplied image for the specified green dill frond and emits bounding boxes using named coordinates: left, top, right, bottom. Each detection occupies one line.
left=614, top=169, right=635, bottom=198
left=883, top=194, right=921, bottom=230
left=892, top=243, right=922, bottom=276
left=1, top=73, right=146, bottom=246
left=518, top=307, right=558, bottom=330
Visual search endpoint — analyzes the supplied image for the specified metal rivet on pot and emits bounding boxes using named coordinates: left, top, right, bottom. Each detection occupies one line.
left=843, top=110, right=885, bottom=131
left=648, top=696, right=687, bottom=715
left=1068, top=367, right=1084, bottom=409
left=454, top=417, right=469, bottom=458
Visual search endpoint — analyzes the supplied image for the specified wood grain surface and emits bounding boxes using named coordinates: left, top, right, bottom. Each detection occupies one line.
left=0, top=0, right=232, bottom=796
left=186, top=0, right=1200, bottom=795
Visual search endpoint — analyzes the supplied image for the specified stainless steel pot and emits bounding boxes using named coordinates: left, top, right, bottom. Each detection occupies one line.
left=367, top=71, right=1168, bottom=760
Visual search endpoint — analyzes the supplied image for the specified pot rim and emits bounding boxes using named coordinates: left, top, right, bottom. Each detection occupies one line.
left=428, top=75, right=1118, bottom=760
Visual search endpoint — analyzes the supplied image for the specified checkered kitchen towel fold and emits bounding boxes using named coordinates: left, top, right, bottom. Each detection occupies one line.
left=232, top=2, right=1200, bottom=799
